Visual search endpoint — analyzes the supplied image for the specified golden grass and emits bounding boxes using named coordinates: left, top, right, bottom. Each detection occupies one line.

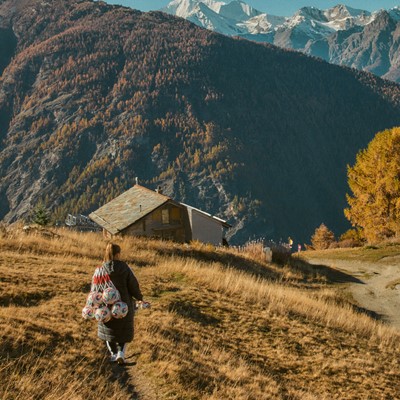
left=303, top=242, right=400, bottom=263
left=155, top=259, right=397, bottom=345
left=1, top=226, right=400, bottom=399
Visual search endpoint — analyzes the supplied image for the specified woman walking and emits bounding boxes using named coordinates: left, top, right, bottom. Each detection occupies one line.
left=93, top=242, right=143, bottom=365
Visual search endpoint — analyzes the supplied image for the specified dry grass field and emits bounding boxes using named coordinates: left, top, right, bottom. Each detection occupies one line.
left=1, top=226, right=400, bottom=400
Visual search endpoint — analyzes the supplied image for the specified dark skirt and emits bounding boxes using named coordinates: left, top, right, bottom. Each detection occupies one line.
left=97, top=302, right=134, bottom=343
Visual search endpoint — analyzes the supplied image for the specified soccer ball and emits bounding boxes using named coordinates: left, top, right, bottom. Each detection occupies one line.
left=95, top=306, right=112, bottom=323
left=111, top=301, right=129, bottom=319
left=102, top=287, right=120, bottom=305
left=86, top=291, right=103, bottom=308
left=82, top=306, right=95, bottom=320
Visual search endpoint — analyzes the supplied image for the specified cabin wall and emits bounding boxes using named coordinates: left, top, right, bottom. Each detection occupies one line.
left=189, top=209, right=223, bottom=246
left=122, top=202, right=186, bottom=242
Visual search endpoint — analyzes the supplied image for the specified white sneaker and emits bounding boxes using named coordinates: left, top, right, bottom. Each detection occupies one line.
left=110, top=354, right=117, bottom=363
left=116, top=351, right=125, bottom=365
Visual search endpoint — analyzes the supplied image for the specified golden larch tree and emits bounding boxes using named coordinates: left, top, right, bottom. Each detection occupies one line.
left=311, top=223, right=336, bottom=250
left=345, top=127, right=400, bottom=242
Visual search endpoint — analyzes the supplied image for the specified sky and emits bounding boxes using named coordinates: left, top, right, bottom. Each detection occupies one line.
left=106, top=0, right=400, bottom=15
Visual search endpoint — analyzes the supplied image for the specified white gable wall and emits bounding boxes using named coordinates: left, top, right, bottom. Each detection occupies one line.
left=189, top=209, right=223, bottom=246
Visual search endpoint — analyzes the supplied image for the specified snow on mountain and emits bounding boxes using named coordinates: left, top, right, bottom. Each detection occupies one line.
left=219, top=0, right=261, bottom=22
left=325, top=4, right=367, bottom=19
left=187, top=2, right=244, bottom=35
left=163, top=0, right=376, bottom=38
left=275, top=4, right=374, bottom=35
left=162, top=0, right=224, bottom=19
left=163, top=0, right=286, bottom=38
left=238, top=13, right=286, bottom=35
left=323, top=5, right=373, bottom=30
left=163, top=0, right=246, bottom=35
left=295, top=6, right=328, bottom=22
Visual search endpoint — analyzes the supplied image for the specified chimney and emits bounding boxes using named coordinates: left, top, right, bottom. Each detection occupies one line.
left=155, top=185, right=163, bottom=194
left=135, top=177, right=139, bottom=185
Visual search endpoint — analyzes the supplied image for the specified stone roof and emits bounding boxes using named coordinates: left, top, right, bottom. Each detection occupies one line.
left=89, top=185, right=171, bottom=235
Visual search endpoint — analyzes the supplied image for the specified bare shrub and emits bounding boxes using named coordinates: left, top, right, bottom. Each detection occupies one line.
left=229, top=239, right=271, bottom=263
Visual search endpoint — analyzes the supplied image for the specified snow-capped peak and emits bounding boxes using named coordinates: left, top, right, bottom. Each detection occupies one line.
left=162, top=0, right=225, bottom=19
left=321, top=5, right=373, bottom=31
left=184, top=1, right=246, bottom=35
left=325, top=4, right=368, bottom=19
left=296, top=6, right=328, bottom=22
left=219, top=0, right=262, bottom=22
left=162, top=1, right=378, bottom=38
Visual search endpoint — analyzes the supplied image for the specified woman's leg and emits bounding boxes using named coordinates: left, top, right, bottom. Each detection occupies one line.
left=106, top=341, right=118, bottom=362
left=117, top=343, right=126, bottom=353
left=116, top=343, right=127, bottom=364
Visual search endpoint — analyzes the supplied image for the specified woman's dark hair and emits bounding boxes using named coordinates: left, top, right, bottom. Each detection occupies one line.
left=104, top=242, right=121, bottom=262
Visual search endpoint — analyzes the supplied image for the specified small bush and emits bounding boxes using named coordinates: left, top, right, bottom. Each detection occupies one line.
left=31, top=202, right=51, bottom=226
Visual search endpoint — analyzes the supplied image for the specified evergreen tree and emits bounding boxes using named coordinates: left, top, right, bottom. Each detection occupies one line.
left=345, top=127, right=400, bottom=242
left=31, top=202, right=50, bottom=226
left=311, top=223, right=336, bottom=250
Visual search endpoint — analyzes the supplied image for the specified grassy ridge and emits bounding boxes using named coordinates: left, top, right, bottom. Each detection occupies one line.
left=1, top=228, right=399, bottom=399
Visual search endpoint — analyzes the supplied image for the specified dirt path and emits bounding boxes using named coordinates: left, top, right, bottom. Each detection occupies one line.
left=306, top=256, right=400, bottom=329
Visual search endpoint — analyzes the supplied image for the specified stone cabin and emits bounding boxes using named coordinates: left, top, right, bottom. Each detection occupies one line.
left=89, top=185, right=230, bottom=245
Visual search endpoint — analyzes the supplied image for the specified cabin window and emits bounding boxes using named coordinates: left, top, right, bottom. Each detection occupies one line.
left=162, top=209, right=170, bottom=224
left=142, top=220, right=146, bottom=232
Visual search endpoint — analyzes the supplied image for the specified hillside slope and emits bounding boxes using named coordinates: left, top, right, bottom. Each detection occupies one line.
left=1, top=228, right=400, bottom=399
left=1, top=0, right=400, bottom=243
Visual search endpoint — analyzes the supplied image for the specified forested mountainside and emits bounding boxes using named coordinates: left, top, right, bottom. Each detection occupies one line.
left=1, top=0, right=400, bottom=243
